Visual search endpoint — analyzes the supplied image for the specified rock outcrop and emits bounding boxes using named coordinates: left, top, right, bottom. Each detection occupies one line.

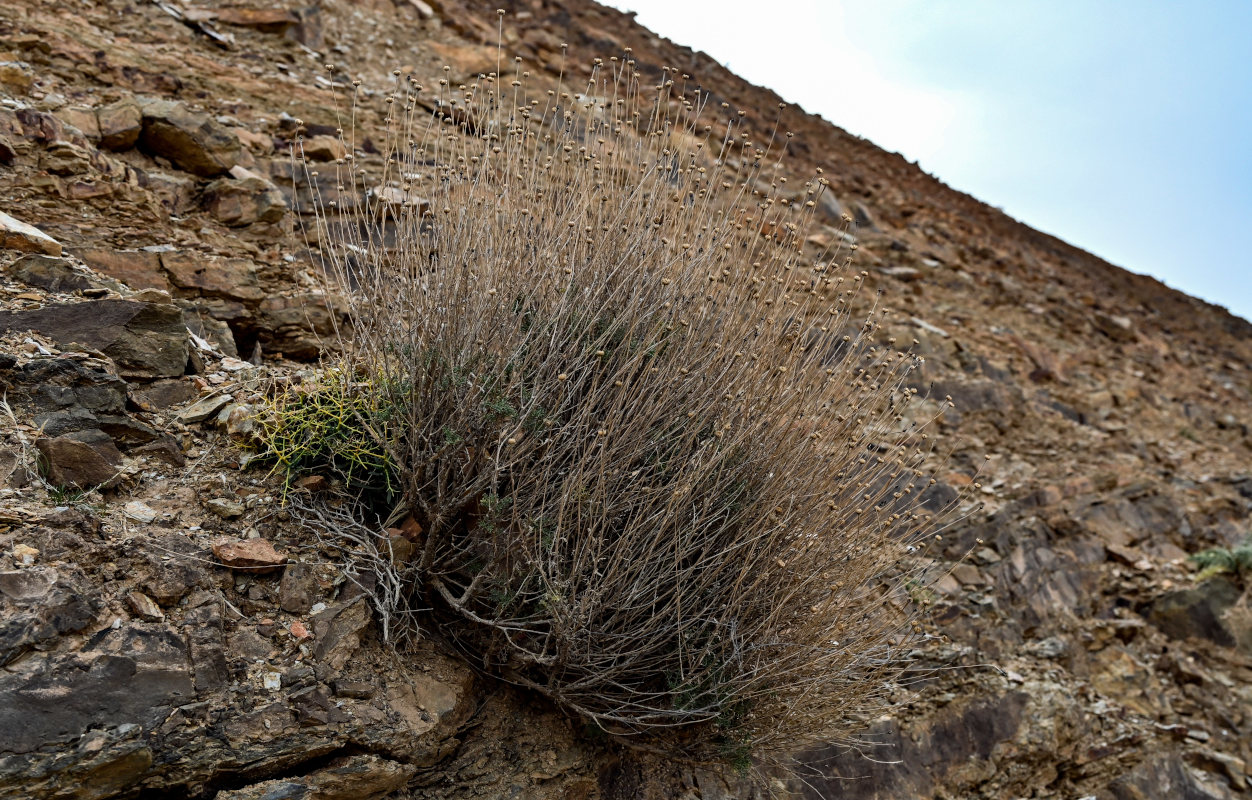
left=0, top=0, right=1249, bottom=798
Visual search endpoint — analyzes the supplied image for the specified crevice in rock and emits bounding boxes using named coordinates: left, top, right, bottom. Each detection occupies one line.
left=134, top=744, right=370, bottom=800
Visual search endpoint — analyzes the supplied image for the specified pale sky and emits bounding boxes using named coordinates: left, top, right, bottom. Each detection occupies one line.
left=603, top=1, right=1252, bottom=324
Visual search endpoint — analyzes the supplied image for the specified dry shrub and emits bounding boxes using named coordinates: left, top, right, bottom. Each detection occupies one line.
left=274, top=42, right=954, bottom=762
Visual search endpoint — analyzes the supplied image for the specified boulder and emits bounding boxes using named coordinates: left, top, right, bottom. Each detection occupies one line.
left=0, top=622, right=194, bottom=754
left=211, top=538, right=286, bottom=571
left=160, top=252, right=264, bottom=301
left=301, top=134, right=347, bottom=162
left=0, top=300, right=187, bottom=378
left=0, top=356, right=127, bottom=419
left=138, top=99, right=240, bottom=177
left=0, top=354, right=159, bottom=445
left=34, top=429, right=124, bottom=489
left=8, top=254, right=94, bottom=292
left=311, top=599, right=370, bottom=674
left=1147, top=578, right=1241, bottom=648
left=257, top=293, right=343, bottom=359
left=95, top=99, right=143, bottom=151
left=203, top=166, right=287, bottom=226
left=52, top=106, right=101, bottom=141
left=0, top=210, right=61, bottom=256
left=812, top=187, right=845, bottom=225
left=73, top=247, right=172, bottom=293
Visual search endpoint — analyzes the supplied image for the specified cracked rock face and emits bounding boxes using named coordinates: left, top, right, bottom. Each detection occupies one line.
left=0, top=578, right=472, bottom=800
left=0, top=300, right=188, bottom=379
left=137, top=99, right=241, bottom=178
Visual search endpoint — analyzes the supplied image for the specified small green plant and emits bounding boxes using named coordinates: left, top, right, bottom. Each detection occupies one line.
left=47, top=484, right=93, bottom=508
left=253, top=372, right=401, bottom=512
left=1188, top=539, right=1252, bottom=583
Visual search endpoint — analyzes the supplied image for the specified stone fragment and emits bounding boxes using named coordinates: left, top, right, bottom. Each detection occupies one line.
left=288, top=683, right=334, bottom=727
left=206, top=498, right=246, bottom=519
left=0, top=567, right=57, bottom=601
left=129, top=378, right=197, bottom=410
left=177, top=393, right=231, bottom=424
left=127, top=438, right=186, bottom=467
left=11, top=545, right=38, bottom=570
left=371, top=186, right=430, bottom=213
left=160, top=252, right=264, bottom=301
left=300, top=134, right=347, bottom=162
left=852, top=201, right=878, bottom=231
left=41, top=141, right=93, bottom=176
left=878, top=265, right=921, bottom=281
left=34, top=430, right=123, bottom=489
left=231, top=126, right=273, bottom=154
left=122, top=501, right=158, bottom=523
left=9, top=254, right=94, bottom=292
left=194, top=8, right=301, bottom=35
left=94, top=99, right=143, bottom=151
left=0, top=210, right=62, bottom=256
left=143, top=535, right=204, bottom=605
left=212, top=537, right=286, bottom=571
left=145, top=169, right=199, bottom=216
left=0, top=300, right=187, bottom=379
left=408, top=0, right=436, bottom=19
left=73, top=247, right=171, bottom=293
left=384, top=533, right=414, bottom=566
left=186, top=311, right=239, bottom=357
left=293, top=475, right=329, bottom=493
left=332, top=680, right=375, bottom=699
left=126, top=591, right=164, bottom=622
left=0, top=61, right=34, bottom=92
left=1147, top=577, right=1241, bottom=647
left=1093, top=311, right=1136, bottom=342
left=311, top=599, right=369, bottom=673
left=278, top=562, right=320, bottom=615
left=52, top=106, right=101, bottom=141
left=203, top=166, right=287, bottom=226
left=138, top=99, right=240, bottom=177
left=0, top=449, right=32, bottom=488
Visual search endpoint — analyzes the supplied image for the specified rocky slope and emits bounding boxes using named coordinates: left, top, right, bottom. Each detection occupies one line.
left=1, top=1, right=1250, bottom=798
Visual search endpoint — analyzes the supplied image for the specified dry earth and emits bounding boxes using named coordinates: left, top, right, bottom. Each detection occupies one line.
left=1, top=1, right=1251, bottom=798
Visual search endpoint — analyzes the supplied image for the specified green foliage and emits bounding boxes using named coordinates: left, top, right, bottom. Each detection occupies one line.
left=1188, top=539, right=1252, bottom=583
left=47, top=484, right=94, bottom=509
left=253, top=373, right=400, bottom=510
